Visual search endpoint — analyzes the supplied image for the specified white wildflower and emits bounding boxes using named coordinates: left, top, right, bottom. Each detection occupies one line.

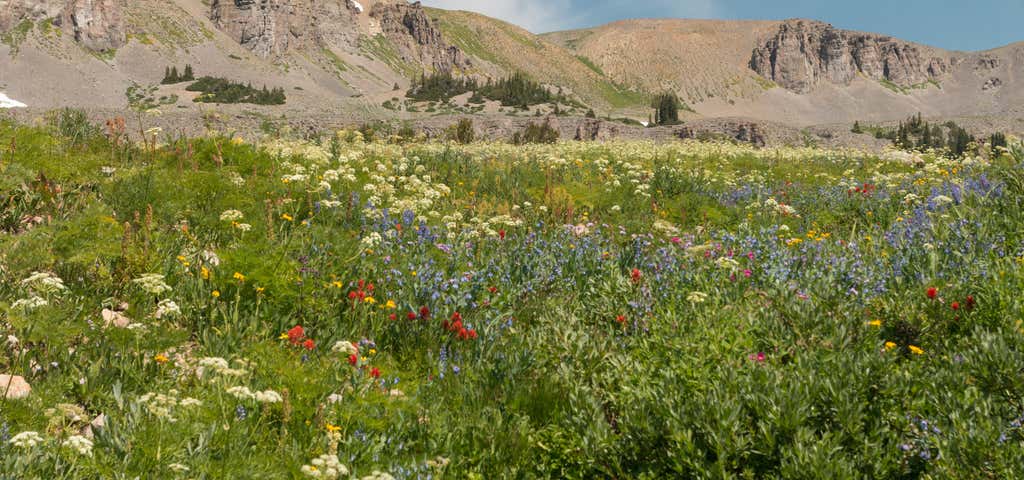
left=9, top=431, right=44, bottom=449
left=155, top=299, right=181, bottom=319
left=331, top=341, right=358, bottom=356
left=255, top=390, right=282, bottom=403
left=220, top=210, right=244, bottom=222
left=133, top=274, right=172, bottom=295
left=11, top=296, right=48, bottom=311
left=302, top=454, right=348, bottom=479
left=21, top=271, right=67, bottom=294
left=227, top=386, right=255, bottom=401
left=62, top=435, right=93, bottom=457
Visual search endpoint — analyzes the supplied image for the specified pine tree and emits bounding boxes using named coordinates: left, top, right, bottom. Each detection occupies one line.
left=851, top=121, right=863, bottom=134
left=183, top=64, right=194, bottom=81
left=170, top=67, right=180, bottom=83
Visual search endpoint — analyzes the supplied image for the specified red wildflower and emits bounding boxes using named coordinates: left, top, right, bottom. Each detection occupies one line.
left=388, top=313, right=397, bottom=321
left=951, top=301, right=960, bottom=311
left=499, top=229, right=506, bottom=240
left=749, top=352, right=766, bottom=363
left=488, top=286, right=498, bottom=294
left=630, top=268, right=642, bottom=284
left=348, top=354, right=358, bottom=365
left=407, top=311, right=417, bottom=320
left=458, top=328, right=469, bottom=340
left=348, top=291, right=358, bottom=300
left=616, top=315, right=626, bottom=324
left=357, top=279, right=365, bottom=289
left=419, top=306, right=430, bottom=319
left=302, top=339, right=315, bottom=351
left=370, top=367, right=380, bottom=379
left=965, top=295, right=976, bottom=310
left=468, top=329, right=478, bottom=339
left=451, top=319, right=463, bottom=332
left=287, top=325, right=305, bottom=345
left=926, top=287, right=938, bottom=300
left=367, top=283, right=374, bottom=292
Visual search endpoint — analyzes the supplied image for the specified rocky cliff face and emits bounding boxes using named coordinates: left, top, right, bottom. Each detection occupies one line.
left=369, top=1, right=469, bottom=72
left=209, top=0, right=362, bottom=59
left=750, top=19, right=950, bottom=93
left=0, top=0, right=123, bottom=51
left=209, top=0, right=468, bottom=72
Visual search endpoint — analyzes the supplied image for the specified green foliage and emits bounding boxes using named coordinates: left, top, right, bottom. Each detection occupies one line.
left=447, top=118, right=476, bottom=144
left=186, top=77, right=286, bottom=105
left=408, top=71, right=577, bottom=109
left=652, top=92, right=684, bottom=126
left=512, top=120, right=559, bottom=144
left=2, top=120, right=1024, bottom=478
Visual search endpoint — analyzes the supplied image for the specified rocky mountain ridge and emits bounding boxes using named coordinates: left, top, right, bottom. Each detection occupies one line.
left=749, top=19, right=952, bottom=93
left=1, top=0, right=124, bottom=51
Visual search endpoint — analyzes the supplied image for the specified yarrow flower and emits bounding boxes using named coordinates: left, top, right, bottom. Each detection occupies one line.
left=219, top=210, right=244, bottom=222
left=155, top=299, right=181, bottom=318
left=133, top=274, right=173, bottom=295
left=301, top=454, right=348, bottom=478
left=9, top=431, right=44, bottom=449
left=62, top=435, right=93, bottom=457
left=21, top=271, right=67, bottom=294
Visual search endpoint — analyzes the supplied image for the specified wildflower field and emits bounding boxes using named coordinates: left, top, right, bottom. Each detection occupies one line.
left=1, top=116, right=1024, bottom=478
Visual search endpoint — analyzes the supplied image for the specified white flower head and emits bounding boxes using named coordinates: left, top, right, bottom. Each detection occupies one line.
left=9, top=431, right=44, bottom=449
left=62, top=435, right=93, bottom=457
left=133, top=274, right=172, bottom=295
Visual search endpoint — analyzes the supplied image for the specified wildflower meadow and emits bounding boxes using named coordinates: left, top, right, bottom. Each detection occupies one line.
left=1, top=116, right=1023, bottom=478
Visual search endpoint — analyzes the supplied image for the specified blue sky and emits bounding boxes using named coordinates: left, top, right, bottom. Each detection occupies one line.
left=421, top=0, right=1024, bottom=51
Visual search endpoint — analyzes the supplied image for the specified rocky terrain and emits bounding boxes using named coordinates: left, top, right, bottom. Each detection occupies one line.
left=0, top=0, right=1022, bottom=145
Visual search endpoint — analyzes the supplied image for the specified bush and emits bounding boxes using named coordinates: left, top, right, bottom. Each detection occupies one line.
left=447, top=119, right=476, bottom=144
left=512, top=120, right=559, bottom=144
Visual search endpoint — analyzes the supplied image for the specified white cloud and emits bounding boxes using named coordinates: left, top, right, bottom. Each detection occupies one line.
left=421, top=0, right=575, bottom=32
left=421, top=0, right=718, bottom=33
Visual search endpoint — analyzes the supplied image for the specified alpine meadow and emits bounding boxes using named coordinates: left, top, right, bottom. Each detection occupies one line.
left=2, top=0, right=1024, bottom=478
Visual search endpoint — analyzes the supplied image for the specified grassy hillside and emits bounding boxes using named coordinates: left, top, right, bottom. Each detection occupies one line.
left=543, top=19, right=782, bottom=105
left=426, top=8, right=649, bottom=112
left=2, top=113, right=1024, bottom=477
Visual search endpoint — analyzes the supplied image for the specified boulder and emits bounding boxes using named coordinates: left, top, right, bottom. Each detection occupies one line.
left=1, top=374, right=31, bottom=399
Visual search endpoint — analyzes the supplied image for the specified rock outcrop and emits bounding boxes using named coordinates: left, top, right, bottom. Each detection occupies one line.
left=209, top=0, right=468, bottom=72
left=209, top=0, right=373, bottom=58
left=750, top=19, right=950, bottom=93
left=574, top=118, right=622, bottom=141
left=369, top=1, right=470, bottom=72
left=676, top=120, right=767, bottom=147
left=0, top=0, right=124, bottom=52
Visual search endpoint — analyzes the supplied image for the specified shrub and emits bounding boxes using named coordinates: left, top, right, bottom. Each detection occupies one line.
left=512, top=120, right=559, bottom=144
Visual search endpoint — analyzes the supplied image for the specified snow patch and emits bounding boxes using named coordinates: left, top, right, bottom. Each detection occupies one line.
left=0, top=92, right=27, bottom=109
left=350, top=0, right=364, bottom=13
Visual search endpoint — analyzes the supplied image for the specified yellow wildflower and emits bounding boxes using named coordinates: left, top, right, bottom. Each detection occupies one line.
left=212, top=290, right=221, bottom=298
left=326, top=424, right=342, bottom=433
left=201, top=266, right=210, bottom=280
left=233, top=272, right=246, bottom=282
left=154, top=354, right=169, bottom=364
left=281, top=213, right=294, bottom=222
left=884, top=341, right=897, bottom=350
left=908, top=345, right=924, bottom=355
left=364, top=296, right=376, bottom=305
left=385, top=299, right=396, bottom=309
left=256, top=287, right=266, bottom=295
left=278, top=332, right=289, bottom=340
left=868, top=320, right=882, bottom=327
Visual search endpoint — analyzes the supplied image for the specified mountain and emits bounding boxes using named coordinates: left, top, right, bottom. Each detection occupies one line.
left=1, top=1, right=1022, bottom=139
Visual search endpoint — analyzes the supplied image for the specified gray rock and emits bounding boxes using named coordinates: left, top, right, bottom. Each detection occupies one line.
left=0, top=0, right=123, bottom=52
left=751, top=19, right=949, bottom=92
